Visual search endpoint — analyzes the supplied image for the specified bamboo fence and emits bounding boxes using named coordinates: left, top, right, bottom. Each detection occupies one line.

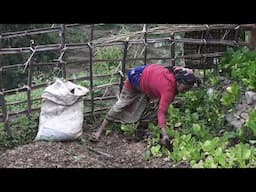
left=0, top=24, right=255, bottom=137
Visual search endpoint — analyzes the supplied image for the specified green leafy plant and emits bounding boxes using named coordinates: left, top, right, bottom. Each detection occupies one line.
left=147, top=47, right=256, bottom=168
left=220, top=47, right=256, bottom=90
left=245, top=110, right=256, bottom=137
left=120, top=123, right=138, bottom=135
left=221, top=82, right=241, bottom=109
left=227, top=143, right=254, bottom=168
left=94, top=46, right=122, bottom=74
left=0, top=115, right=38, bottom=150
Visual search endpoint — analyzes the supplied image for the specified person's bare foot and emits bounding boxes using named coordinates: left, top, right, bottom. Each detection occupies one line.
left=89, top=131, right=101, bottom=142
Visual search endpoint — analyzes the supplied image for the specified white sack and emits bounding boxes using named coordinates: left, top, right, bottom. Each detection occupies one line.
left=34, top=78, right=89, bottom=141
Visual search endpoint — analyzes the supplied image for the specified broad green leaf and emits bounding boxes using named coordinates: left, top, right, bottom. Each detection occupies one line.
left=150, top=145, right=161, bottom=156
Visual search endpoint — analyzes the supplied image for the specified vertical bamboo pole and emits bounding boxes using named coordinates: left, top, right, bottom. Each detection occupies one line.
left=119, top=41, right=129, bottom=93
left=88, top=25, right=95, bottom=118
left=170, top=32, right=175, bottom=66
left=60, top=24, right=66, bottom=78
left=234, top=25, right=240, bottom=44
left=27, top=67, right=32, bottom=118
left=27, top=40, right=34, bottom=119
left=0, top=68, right=11, bottom=136
left=143, top=24, right=148, bottom=65
left=248, top=25, right=256, bottom=50
left=202, top=56, right=206, bottom=82
left=202, top=30, right=209, bottom=80
left=0, top=40, right=11, bottom=136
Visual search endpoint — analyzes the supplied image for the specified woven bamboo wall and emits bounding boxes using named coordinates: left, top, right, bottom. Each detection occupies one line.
left=184, top=29, right=245, bottom=69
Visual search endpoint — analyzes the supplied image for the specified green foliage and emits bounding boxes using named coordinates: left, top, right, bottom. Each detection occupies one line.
left=148, top=120, right=256, bottom=168
left=200, top=137, right=228, bottom=154
left=191, top=123, right=211, bottom=140
left=245, top=110, right=256, bottom=137
left=171, top=133, right=202, bottom=162
left=66, top=27, right=87, bottom=43
left=80, top=80, right=90, bottom=88
left=178, top=88, right=226, bottom=133
left=94, top=46, right=123, bottom=74
left=221, top=82, right=241, bottom=109
left=207, top=75, right=221, bottom=87
left=0, top=24, right=60, bottom=89
left=5, top=86, right=44, bottom=113
left=120, top=123, right=138, bottom=135
left=0, top=115, right=38, bottom=150
left=150, top=144, right=162, bottom=157
left=147, top=47, right=256, bottom=167
left=220, top=47, right=256, bottom=90
left=227, top=143, right=255, bottom=168
left=2, top=69, right=28, bottom=89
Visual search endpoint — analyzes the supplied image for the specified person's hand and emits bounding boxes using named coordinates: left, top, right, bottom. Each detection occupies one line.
left=160, top=132, right=173, bottom=152
left=160, top=128, right=168, bottom=144
left=160, top=134, right=169, bottom=146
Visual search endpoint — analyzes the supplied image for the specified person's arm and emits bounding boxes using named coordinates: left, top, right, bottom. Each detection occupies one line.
left=157, top=97, right=170, bottom=141
left=157, top=89, right=175, bottom=148
left=157, top=92, right=174, bottom=130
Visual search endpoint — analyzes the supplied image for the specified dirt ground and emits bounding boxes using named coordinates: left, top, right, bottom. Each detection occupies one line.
left=0, top=124, right=190, bottom=168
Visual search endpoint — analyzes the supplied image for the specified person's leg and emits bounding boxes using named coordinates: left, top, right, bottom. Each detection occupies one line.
left=91, top=80, right=139, bottom=142
left=93, top=118, right=111, bottom=141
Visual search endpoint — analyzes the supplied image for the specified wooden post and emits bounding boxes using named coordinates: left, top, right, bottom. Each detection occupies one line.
left=202, top=56, right=207, bottom=82
left=248, top=24, right=256, bottom=50
left=27, top=67, right=32, bottom=118
left=60, top=24, right=66, bottom=78
left=198, top=31, right=205, bottom=54
left=88, top=25, right=95, bottom=118
left=26, top=40, right=35, bottom=118
left=143, top=24, right=148, bottom=65
left=0, top=40, right=11, bottom=136
left=234, top=25, right=240, bottom=43
left=202, top=30, right=209, bottom=79
left=119, top=41, right=128, bottom=93
left=170, top=32, right=175, bottom=66
left=0, top=68, right=11, bottom=136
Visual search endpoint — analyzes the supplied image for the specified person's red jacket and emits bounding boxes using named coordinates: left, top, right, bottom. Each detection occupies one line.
left=124, top=64, right=177, bottom=129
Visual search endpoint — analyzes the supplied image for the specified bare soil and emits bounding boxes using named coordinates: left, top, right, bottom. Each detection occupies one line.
left=0, top=125, right=190, bottom=168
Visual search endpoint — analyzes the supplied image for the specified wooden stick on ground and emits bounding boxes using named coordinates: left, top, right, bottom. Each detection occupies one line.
left=87, top=146, right=113, bottom=159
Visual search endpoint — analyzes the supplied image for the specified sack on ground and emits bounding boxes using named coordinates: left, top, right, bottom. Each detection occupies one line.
left=34, top=78, right=89, bottom=141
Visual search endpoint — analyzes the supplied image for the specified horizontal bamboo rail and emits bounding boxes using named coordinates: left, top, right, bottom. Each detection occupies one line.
left=0, top=72, right=120, bottom=95
left=1, top=51, right=225, bottom=72
left=1, top=24, right=254, bottom=41
left=0, top=98, right=114, bottom=121
left=0, top=23, right=255, bottom=132
left=0, top=38, right=247, bottom=55
left=0, top=24, right=109, bottom=40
